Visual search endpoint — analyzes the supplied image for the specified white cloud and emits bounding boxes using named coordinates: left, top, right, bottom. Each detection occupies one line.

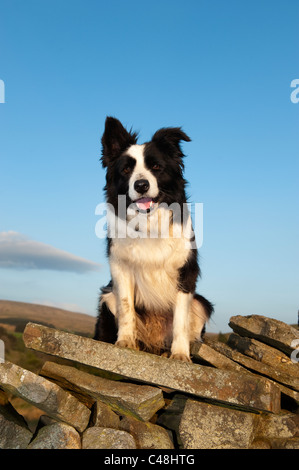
left=0, top=231, right=101, bottom=274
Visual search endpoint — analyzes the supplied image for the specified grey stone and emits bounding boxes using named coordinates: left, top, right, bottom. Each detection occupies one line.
left=118, top=415, right=174, bottom=449
left=270, top=438, right=299, bottom=449
left=228, top=333, right=299, bottom=379
left=82, top=427, right=136, bottom=449
left=156, top=394, right=188, bottom=447
left=229, top=315, right=299, bottom=356
left=256, top=411, right=299, bottom=439
left=23, top=322, right=281, bottom=413
left=179, top=400, right=256, bottom=449
left=249, top=438, right=272, bottom=449
left=0, top=361, right=90, bottom=432
left=206, top=338, right=299, bottom=403
left=191, top=341, right=248, bottom=373
left=91, top=400, right=120, bottom=428
left=34, top=414, right=58, bottom=434
left=0, top=400, right=32, bottom=449
left=40, top=361, right=164, bottom=421
left=28, top=422, right=81, bottom=449
left=209, top=336, right=299, bottom=391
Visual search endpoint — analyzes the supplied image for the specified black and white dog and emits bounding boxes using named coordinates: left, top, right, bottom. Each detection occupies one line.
left=94, top=117, right=213, bottom=361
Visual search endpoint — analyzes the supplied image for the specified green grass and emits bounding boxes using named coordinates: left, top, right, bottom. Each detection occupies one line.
left=0, top=326, right=45, bottom=373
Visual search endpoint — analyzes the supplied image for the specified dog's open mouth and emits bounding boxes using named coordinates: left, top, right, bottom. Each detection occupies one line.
left=135, top=197, right=156, bottom=212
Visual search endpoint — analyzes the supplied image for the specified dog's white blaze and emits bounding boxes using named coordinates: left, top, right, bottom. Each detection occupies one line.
left=126, top=144, right=159, bottom=201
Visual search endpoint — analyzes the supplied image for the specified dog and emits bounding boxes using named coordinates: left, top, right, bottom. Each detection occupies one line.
left=94, top=117, right=213, bottom=361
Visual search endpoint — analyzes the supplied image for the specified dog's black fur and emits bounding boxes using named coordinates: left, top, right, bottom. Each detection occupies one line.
left=94, top=117, right=213, bottom=360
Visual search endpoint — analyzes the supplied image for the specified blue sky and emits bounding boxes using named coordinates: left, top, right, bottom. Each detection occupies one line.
left=0, top=0, right=298, bottom=333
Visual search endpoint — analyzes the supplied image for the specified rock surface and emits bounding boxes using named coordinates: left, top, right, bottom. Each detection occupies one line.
left=179, top=400, right=257, bottom=449
left=205, top=337, right=299, bottom=403
left=156, top=393, right=188, bottom=447
left=0, top=397, right=32, bottom=449
left=40, top=361, right=164, bottom=421
left=270, top=438, right=299, bottom=449
left=191, top=341, right=248, bottom=372
left=228, top=333, right=299, bottom=379
left=0, top=361, right=90, bottom=432
left=255, top=411, right=299, bottom=440
left=118, top=415, right=174, bottom=449
left=23, top=322, right=281, bottom=413
left=82, top=427, right=136, bottom=449
left=229, top=315, right=298, bottom=356
left=28, top=422, right=81, bottom=449
left=91, top=400, right=120, bottom=428
left=205, top=337, right=299, bottom=391
left=1, top=313, right=298, bottom=449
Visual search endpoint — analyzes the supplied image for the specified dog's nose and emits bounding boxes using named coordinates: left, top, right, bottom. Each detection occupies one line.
left=134, top=179, right=150, bottom=194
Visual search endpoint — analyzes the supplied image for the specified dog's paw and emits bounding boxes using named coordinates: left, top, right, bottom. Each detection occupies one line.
left=115, top=338, right=138, bottom=350
left=169, top=353, right=192, bottom=362
left=161, top=351, right=170, bottom=358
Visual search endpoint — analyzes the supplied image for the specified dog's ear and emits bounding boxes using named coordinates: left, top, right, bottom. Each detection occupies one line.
left=151, top=127, right=191, bottom=158
left=101, top=117, right=138, bottom=167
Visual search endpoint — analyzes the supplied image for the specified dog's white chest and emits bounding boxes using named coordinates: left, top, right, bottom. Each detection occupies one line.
left=110, top=235, right=189, bottom=311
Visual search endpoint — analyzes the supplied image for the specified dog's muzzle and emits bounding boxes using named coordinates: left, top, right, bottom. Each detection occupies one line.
left=134, top=179, right=150, bottom=194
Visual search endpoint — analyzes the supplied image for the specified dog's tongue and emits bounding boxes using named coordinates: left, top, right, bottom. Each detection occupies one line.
left=136, top=198, right=153, bottom=211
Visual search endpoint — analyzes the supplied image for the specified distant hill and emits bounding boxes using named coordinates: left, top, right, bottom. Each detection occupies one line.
left=0, top=300, right=96, bottom=337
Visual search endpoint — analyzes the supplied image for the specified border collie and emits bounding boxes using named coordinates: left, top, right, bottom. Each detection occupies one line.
left=94, top=117, right=213, bottom=361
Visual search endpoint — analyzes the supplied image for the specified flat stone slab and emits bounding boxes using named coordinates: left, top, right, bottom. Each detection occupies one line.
left=0, top=361, right=90, bottom=432
left=40, top=361, right=165, bottom=421
left=191, top=341, right=248, bottom=373
left=228, top=333, right=299, bottom=387
left=23, top=322, right=281, bottom=413
left=206, top=338, right=299, bottom=404
left=209, top=336, right=299, bottom=391
left=179, top=400, right=257, bottom=449
left=229, top=315, right=299, bottom=356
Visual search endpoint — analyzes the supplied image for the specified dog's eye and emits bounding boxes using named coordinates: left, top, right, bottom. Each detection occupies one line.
left=122, top=166, right=132, bottom=175
left=152, top=164, right=161, bottom=171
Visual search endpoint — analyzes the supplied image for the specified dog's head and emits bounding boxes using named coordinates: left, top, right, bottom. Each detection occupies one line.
left=101, top=116, right=191, bottom=213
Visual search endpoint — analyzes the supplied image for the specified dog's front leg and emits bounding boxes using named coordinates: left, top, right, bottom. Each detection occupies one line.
left=170, top=291, right=192, bottom=362
left=110, top=259, right=137, bottom=349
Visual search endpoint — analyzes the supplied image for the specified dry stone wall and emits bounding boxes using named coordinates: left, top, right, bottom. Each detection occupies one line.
left=0, top=314, right=298, bottom=449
